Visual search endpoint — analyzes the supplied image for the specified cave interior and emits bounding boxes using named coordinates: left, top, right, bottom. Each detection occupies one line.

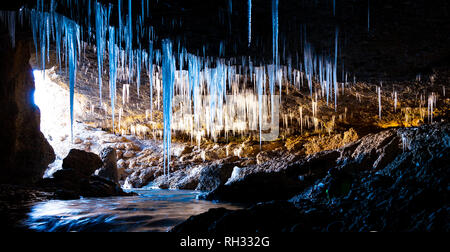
left=0, top=0, right=449, bottom=233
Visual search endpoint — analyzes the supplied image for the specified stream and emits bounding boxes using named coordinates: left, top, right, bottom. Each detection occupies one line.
left=24, top=189, right=243, bottom=232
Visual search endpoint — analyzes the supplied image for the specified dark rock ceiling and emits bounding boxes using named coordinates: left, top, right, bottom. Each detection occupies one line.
left=1, top=0, right=450, bottom=81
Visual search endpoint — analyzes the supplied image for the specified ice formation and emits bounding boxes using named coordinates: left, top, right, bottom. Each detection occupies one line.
left=15, top=0, right=434, bottom=174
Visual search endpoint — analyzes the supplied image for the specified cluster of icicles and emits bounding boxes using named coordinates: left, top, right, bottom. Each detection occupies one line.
left=0, top=0, right=374, bottom=176
left=0, top=0, right=440, bottom=176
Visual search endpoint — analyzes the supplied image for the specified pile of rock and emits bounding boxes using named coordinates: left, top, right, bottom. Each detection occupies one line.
left=40, top=148, right=133, bottom=199
left=172, top=123, right=450, bottom=232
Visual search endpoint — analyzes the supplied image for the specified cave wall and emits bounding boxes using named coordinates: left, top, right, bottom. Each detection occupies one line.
left=0, top=35, right=55, bottom=184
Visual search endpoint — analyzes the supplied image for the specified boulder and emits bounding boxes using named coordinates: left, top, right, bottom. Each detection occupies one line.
left=95, top=147, right=119, bottom=183
left=196, top=163, right=235, bottom=192
left=125, top=168, right=156, bottom=188
left=151, top=166, right=201, bottom=190
left=62, top=149, right=103, bottom=178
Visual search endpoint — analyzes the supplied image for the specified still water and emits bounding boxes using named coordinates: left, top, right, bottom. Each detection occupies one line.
left=24, top=189, right=243, bottom=232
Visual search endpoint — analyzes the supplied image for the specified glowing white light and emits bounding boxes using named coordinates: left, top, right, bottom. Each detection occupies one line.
left=33, top=69, right=82, bottom=178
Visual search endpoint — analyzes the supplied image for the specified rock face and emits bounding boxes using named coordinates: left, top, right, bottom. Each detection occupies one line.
left=201, top=149, right=340, bottom=203
left=95, top=147, right=119, bottom=183
left=171, top=201, right=314, bottom=233
left=0, top=39, right=55, bottom=184
left=201, top=126, right=402, bottom=203
left=196, top=163, right=235, bottom=192
left=43, top=149, right=132, bottom=199
left=173, top=123, right=450, bottom=232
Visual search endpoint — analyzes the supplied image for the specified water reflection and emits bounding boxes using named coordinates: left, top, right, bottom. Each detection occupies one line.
left=25, top=189, right=243, bottom=232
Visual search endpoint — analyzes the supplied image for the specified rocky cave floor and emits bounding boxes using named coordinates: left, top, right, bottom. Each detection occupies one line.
left=1, top=45, right=449, bottom=232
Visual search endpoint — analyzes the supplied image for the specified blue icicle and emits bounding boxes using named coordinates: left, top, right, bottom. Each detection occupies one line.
left=162, top=39, right=175, bottom=177
left=109, top=26, right=118, bottom=133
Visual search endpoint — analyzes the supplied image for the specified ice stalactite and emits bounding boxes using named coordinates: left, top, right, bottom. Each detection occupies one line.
left=54, top=14, right=62, bottom=73
left=334, top=27, right=339, bottom=111
left=109, top=26, right=118, bottom=133
left=148, top=40, right=154, bottom=119
left=40, top=12, right=47, bottom=77
left=162, top=40, right=175, bottom=176
left=377, top=86, right=382, bottom=119
left=66, top=19, right=80, bottom=143
left=141, top=0, right=145, bottom=20
left=118, top=0, right=122, bottom=34
left=428, top=93, right=436, bottom=123
left=304, top=43, right=313, bottom=96
left=394, top=91, right=398, bottom=112
left=248, top=0, right=252, bottom=47
left=272, top=0, right=279, bottom=97
left=401, top=133, right=411, bottom=152
left=87, top=0, right=91, bottom=38
left=256, top=67, right=264, bottom=148
left=127, top=0, right=133, bottom=83
left=136, top=48, right=142, bottom=96
left=96, top=2, right=106, bottom=105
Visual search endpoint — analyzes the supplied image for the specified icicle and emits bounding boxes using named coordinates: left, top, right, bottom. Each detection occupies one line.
left=148, top=40, right=154, bottom=118
left=136, top=48, right=142, bottom=96
left=334, top=27, right=339, bottom=111
left=394, top=91, right=398, bottom=112
left=272, top=0, right=279, bottom=67
left=401, top=133, right=411, bottom=152
left=162, top=39, right=175, bottom=177
left=96, top=2, right=106, bottom=105
left=54, top=14, right=62, bottom=73
left=428, top=93, right=436, bottom=123
left=118, top=0, right=122, bottom=34
left=7, top=11, right=15, bottom=48
left=109, top=26, right=118, bottom=133
left=127, top=0, right=133, bottom=83
left=66, top=19, right=80, bottom=143
left=248, top=0, right=252, bottom=47
left=377, top=86, right=382, bottom=119
left=256, top=67, right=264, bottom=148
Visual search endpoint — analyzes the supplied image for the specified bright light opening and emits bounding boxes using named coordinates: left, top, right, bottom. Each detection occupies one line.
left=33, top=69, right=81, bottom=177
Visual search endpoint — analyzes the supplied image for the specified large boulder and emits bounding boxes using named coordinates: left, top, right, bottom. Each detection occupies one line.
left=196, top=163, right=235, bottom=192
left=151, top=166, right=202, bottom=190
left=124, top=167, right=156, bottom=188
left=61, top=149, right=103, bottom=178
left=95, top=147, right=119, bottom=183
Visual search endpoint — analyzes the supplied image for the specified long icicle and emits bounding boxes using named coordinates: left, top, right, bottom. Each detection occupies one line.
left=162, top=39, right=175, bottom=177
left=109, top=26, right=118, bottom=133
left=248, top=0, right=252, bottom=47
